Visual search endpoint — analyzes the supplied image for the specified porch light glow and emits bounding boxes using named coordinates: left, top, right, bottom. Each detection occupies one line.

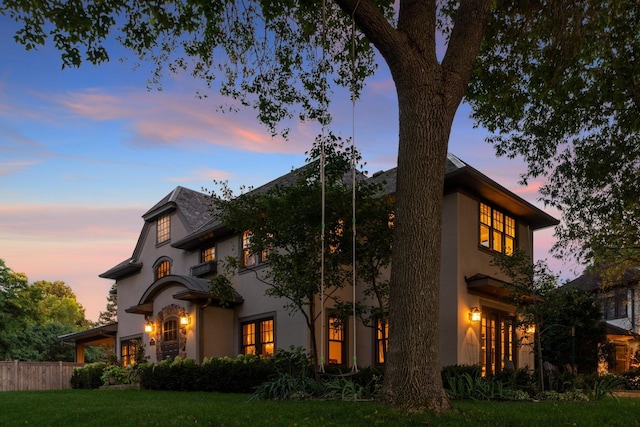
left=469, top=307, right=481, bottom=322
left=180, top=315, right=190, bottom=326
left=144, top=322, right=154, bottom=333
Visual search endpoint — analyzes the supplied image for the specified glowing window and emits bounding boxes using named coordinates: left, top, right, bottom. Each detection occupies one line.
left=155, top=260, right=170, bottom=280
left=376, top=318, right=389, bottom=365
left=163, top=319, right=178, bottom=342
left=202, top=246, right=216, bottom=262
left=241, top=318, right=274, bottom=357
left=157, top=214, right=171, bottom=244
left=242, top=231, right=255, bottom=267
left=479, top=203, right=515, bottom=255
left=328, top=316, right=344, bottom=364
left=120, top=338, right=142, bottom=367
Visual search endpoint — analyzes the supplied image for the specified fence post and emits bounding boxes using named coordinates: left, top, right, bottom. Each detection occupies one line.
left=13, top=360, right=18, bottom=391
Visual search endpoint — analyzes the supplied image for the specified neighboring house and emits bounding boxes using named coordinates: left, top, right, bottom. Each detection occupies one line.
left=564, top=270, right=640, bottom=373
left=61, top=153, right=557, bottom=376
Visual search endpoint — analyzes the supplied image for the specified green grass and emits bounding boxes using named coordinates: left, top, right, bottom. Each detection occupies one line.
left=0, top=390, right=638, bottom=427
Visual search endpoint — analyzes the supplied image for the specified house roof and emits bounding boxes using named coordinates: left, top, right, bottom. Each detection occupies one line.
left=174, top=152, right=557, bottom=251
left=368, top=153, right=558, bottom=230
left=100, top=186, right=213, bottom=279
left=105, top=152, right=558, bottom=278
left=58, top=322, right=118, bottom=346
left=172, top=161, right=363, bottom=250
left=605, top=322, right=640, bottom=341
left=563, top=268, right=640, bottom=292
left=125, top=274, right=243, bottom=315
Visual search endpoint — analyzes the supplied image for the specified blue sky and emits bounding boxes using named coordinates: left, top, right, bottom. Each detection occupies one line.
left=0, top=15, right=570, bottom=321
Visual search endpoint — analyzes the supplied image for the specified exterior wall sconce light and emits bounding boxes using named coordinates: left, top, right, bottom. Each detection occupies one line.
left=526, top=324, right=536, bottom=335
left=180, top=315, right=190, bottom=326
left=469, top=307, right=481, bottom=322
left=144, top=322, right=154, bottom=334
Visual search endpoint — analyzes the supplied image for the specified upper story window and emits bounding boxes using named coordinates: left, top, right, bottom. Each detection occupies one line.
left=600, top=289, right=628, bottom=320
left=479, top=203, right=515, bottom=256
left=157, top=214, right=171, bottom=244
left=242, top=231, right=255, bottom=267
left=202, top=246, right=216, bottom=263
left=242, top=231, right=271, bottom=267
left=155, top=260, right=170, bottom=280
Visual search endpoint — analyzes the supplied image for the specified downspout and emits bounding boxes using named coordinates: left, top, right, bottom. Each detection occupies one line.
left=197, top=297, right=213, bottom=363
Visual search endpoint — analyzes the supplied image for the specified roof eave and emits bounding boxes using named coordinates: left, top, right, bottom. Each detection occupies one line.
left=444, top=167, right=559, bottom=230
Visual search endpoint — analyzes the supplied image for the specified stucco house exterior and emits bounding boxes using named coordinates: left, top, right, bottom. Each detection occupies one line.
left=564, top=270, right=640, bottom=373
left=62, top=153, right=557, bottom=376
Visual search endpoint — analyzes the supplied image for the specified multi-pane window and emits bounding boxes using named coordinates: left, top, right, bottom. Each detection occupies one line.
left=120, top=338, right=141, bottom=367
left=241, top=318, right=274, bottom=357
left=376, top=318, right=389, bottom=365
left=479, top=203, right=515, bottom=255
left=155, top=260, right=170, bottom=280
left=242, top=231, right=255, bottom=267
left=328, top=316, right=345, bottom=364
left=157, top=214, right=171, bottom=244
left=163, top=319, right=178, bottom=342
left=260, top=233, right=273, bottom=263
left=601, top=289, right=628, bottom=320
left=202, top=246, right=216, bottom=263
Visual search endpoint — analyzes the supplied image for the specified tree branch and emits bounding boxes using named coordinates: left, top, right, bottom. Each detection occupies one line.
left=441, top=0, right=491, bottom=109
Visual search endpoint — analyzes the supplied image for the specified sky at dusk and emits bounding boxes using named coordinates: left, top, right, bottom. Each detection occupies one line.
left=0, top=15, right=577, bottom=322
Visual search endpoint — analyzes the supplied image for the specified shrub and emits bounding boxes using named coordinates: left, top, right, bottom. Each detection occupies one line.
left=270, top=346, right=312, bottom=377
left=586, top=375, right=623, bottom=401
left=70, top=362, right=106, bottom=389
left=441, top=364, right=481, bottom=386
left=139, top=354, right=277, bottom=393
left=100, top=364, right=141, bottom=386
left=250, top=373, right=319, bottom=401
left=620, top=368, right=640, bottom=390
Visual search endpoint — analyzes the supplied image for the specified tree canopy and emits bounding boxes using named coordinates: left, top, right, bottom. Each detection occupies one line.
left=0, top=259, right=97, bottom=361
left=469, top=0, right=640, bottom=278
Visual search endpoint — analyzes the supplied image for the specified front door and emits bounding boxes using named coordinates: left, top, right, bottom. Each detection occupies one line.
left=481, top=309, right=517, bottom=376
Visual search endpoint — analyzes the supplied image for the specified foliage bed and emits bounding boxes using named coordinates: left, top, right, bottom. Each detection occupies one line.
left=71, top=350, right=640, bottom=405
left=440, top=364, right=634, bottom=402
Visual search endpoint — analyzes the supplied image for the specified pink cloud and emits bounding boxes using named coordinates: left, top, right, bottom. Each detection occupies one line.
left=0, top=160, right=40, bottom=176
left=1, top=203, right=146, bottom=321
left=45, top=88, right=309, bottom=155
left=166, top=167, right=233, bottom=183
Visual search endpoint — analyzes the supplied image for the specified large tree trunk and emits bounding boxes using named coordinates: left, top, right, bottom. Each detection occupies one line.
left=381, top=72, right=454, bottom=412
left=336, top=0, right=491, bottom=412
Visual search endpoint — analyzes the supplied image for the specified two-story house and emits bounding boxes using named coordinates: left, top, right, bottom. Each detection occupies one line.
left=61, top=153, right=558, bottom=376
left=564, top=270, right=640, bottom=373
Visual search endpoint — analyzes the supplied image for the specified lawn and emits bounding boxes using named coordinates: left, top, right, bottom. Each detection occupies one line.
left=0, top=390, right=638, bottom=427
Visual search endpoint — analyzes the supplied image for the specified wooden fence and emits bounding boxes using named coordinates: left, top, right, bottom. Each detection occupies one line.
left=0, top=361, right=84, bottom=391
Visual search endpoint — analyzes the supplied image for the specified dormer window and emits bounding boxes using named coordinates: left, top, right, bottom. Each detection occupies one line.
left=202, top=246, right=216, bottom=263
left=479, top=203, right=515, bottom=255
left=157, top=214, right=171, bottom=244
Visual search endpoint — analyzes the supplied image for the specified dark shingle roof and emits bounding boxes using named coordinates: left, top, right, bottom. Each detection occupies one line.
left=564, top=268, right=640, bottom=292
left=142, top=186, right=212, bottom=231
